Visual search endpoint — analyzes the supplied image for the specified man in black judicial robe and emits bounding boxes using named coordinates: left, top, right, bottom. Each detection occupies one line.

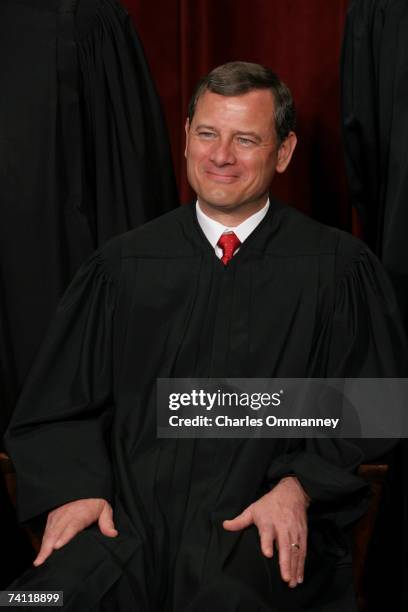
left=5, top=62, right=407, bottom=611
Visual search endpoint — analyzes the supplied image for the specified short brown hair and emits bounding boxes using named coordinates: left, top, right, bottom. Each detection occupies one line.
left=187, top=61, right=296, bottom=143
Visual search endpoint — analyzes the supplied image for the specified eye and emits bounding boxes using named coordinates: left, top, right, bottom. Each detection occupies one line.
left=197, top=131, right=217, bottom=139
left=236, top=136, right=256, bottom=147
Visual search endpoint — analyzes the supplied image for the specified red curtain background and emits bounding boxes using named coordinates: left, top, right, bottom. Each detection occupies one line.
left=123, top=0, right=353, bottom=230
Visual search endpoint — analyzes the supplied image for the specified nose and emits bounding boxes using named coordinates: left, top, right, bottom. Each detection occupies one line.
left=209, top=138, right=236, bottom=166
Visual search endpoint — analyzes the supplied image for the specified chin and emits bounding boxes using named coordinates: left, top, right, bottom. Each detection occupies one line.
left=200, top=197, right=238, bottom=210
left=200, top=187, right=239, bottom=206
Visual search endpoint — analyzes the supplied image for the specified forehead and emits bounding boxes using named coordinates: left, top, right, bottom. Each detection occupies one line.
left=192, top=89, right=276, bottom=136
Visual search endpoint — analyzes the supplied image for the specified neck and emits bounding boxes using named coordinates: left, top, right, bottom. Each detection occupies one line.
left=197, top=196, right=268, bottom=227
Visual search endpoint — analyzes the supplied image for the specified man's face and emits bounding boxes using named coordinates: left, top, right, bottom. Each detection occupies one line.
left=185, top=89, right=296, bottom=216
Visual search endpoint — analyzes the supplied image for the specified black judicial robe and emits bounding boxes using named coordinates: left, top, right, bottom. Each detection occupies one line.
left=0, top=0, right=178, bottom=438
left=341, top=2, right=408, bottom=608
left=5, top=201, right=407, bottom=611
left=341, top=0, right=408, bottom=328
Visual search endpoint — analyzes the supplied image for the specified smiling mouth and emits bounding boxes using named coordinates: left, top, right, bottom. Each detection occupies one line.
left=204, top=171, right=239, bottom=183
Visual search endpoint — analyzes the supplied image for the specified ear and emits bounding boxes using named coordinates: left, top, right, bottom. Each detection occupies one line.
left=275, top=132, right=297, bottom=174
left=184, top=118, right=190, bottom=158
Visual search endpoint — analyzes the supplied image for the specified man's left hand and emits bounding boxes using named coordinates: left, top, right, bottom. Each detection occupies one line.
left=223, top=476, right=310, bottom=588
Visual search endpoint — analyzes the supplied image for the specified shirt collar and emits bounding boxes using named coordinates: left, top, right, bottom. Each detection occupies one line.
left=195, top=198, right=270, bottom=248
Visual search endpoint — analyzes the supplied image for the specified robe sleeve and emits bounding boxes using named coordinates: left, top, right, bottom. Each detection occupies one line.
left=4, top=245, right=119, bottom=523
left=266, top=241, right=408, bottom=526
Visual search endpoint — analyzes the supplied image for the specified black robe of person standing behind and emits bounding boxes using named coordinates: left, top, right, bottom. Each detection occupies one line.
left=0, top=0, right=178, bottom=438
left=5, top=201, right=407, bottom=611
left=341, top=0, right=408, bottom=328
left=341, top=2, right=408, bottom=609
left=0, top=0, right=177, bottom=589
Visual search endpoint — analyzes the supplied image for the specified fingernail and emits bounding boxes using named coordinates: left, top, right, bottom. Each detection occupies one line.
left=298, top=576, right=303, bottom=584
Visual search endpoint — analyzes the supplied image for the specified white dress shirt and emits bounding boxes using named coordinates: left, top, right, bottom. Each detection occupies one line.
left=195, top=199, right=270, bottom=259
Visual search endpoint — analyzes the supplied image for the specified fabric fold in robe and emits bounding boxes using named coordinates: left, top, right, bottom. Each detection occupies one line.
left=5, top=200, right=407, bottom=610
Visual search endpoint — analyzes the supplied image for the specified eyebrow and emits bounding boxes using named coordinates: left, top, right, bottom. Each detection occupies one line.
left=194, top=124, right=217, bottom=131
left=194, top=124, right=262, bottom=142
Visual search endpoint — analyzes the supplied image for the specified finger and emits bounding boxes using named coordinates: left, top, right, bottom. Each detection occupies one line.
left=53, top=523, right=83, bottom=550
left=296, top=533, right=307, bottom=584
left=289, top=539, right=299, bottom=588
left=33, top=534, right=58, bottom=567
left=276, top=531, right=291, bottom=583
left=33, top=521, right=59, bottom=566
left=258, top=524, right=275, bottom=558
left=34, top=511, right=85, bottom=566
left=98, top=503, right=118, bottom=537
left=223, top=507, right=253, bottom=531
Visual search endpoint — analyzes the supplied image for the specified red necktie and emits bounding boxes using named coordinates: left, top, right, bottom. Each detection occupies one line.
left=217, top=232, right=241, bottom=265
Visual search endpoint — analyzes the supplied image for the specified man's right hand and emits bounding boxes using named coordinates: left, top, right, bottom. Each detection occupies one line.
left=33, top=498, right=118, bottom=567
